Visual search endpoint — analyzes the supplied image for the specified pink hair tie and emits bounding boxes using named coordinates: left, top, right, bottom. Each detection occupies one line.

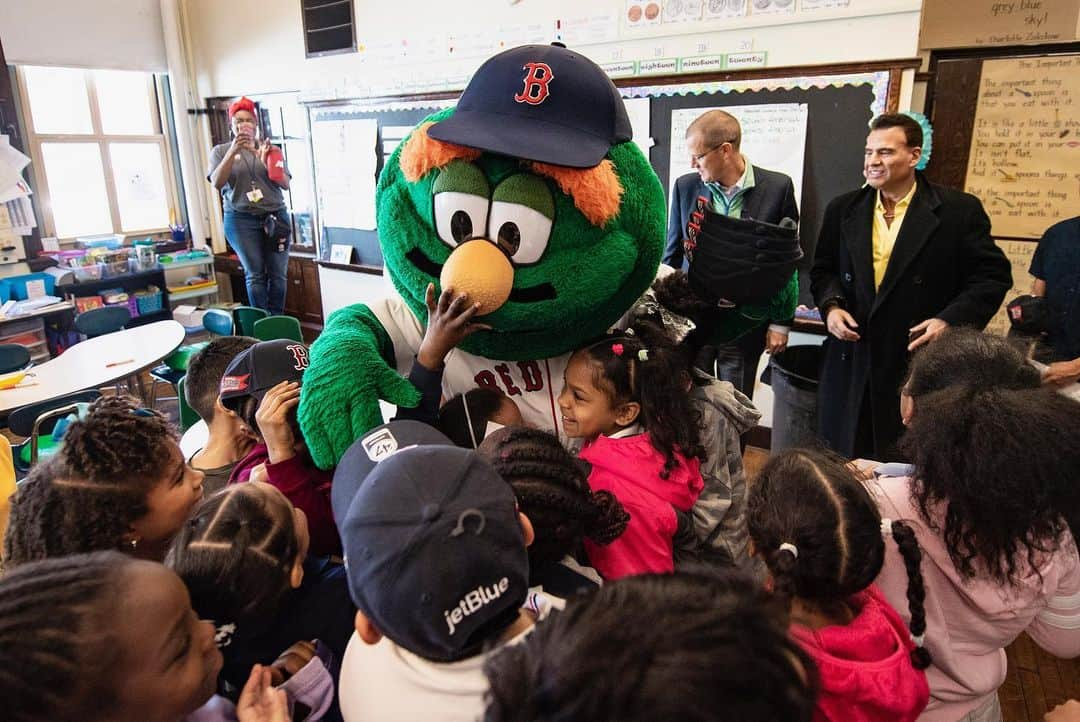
left=611, top=343, right=624, bottom=356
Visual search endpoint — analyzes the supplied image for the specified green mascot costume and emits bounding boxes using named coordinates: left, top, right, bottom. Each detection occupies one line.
left=299, top=43, right=666, bottom=469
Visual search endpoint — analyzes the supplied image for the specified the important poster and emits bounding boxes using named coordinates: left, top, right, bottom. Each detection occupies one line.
left=964, top=56, right=1080, bottom=239
left=668, top=103, right=808, bottom=212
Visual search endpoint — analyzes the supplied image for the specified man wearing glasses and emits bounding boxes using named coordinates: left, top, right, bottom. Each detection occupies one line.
left=664, top=109, right=800, bottom=398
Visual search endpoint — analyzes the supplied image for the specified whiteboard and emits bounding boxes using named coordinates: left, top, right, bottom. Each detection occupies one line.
left=668, top=103, right=808, bottom=212
left=310, top=117, right=378, bottom=231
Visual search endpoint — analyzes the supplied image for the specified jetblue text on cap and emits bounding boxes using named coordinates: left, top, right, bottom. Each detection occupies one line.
left=444, top=577, right=510, bottom=636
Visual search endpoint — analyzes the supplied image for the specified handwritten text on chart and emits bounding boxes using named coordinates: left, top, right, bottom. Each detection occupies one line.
left=965, top=56, right=1080, bottom=239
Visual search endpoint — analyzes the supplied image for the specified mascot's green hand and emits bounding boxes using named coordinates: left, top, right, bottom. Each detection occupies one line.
left=298, top=303, right=422, bottom=469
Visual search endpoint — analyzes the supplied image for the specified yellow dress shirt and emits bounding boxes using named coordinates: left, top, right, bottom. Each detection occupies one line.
left=872, top=181, right=917, bottom=290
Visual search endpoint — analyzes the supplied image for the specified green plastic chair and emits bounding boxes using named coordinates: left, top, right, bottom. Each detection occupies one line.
left=253, top=315, right=304, bottom=343
left=234, top=306, right=268, bottom=337
left=203, top=309, right=235, bottom=337
left=176, top=375, right=200, bottom=432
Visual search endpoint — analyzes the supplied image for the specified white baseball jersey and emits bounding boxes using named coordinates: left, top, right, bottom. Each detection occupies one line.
left=371, top=295, right=568, bottom=438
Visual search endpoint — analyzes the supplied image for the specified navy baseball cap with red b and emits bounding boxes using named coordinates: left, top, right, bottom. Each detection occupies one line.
left=332, top=421, right=529, bottom=662
left=428, top=43, right=632, bottom=169
left=219, top=339, right=310, bottom=406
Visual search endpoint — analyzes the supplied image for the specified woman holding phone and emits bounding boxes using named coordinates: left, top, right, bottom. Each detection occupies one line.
left=208, top=97, right=292, bottom=315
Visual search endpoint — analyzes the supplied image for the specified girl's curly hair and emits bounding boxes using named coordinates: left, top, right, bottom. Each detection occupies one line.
left=899, top=386, right=1080, bottom=587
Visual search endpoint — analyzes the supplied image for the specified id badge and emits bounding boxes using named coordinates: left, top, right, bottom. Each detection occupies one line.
left=246, top=187, right=264, bottom=203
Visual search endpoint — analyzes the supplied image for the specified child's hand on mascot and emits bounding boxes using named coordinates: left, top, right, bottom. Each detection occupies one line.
left=417, top=283, right=492, bottom=370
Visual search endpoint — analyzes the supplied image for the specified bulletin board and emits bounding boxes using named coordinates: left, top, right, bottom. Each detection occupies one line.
left=926, top=46, right=1080, bottom=334
left=305, top=58, right=915, bottom=279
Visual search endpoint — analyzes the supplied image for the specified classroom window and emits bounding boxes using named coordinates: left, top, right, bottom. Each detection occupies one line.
left=18, top=66, right=179, bottom=240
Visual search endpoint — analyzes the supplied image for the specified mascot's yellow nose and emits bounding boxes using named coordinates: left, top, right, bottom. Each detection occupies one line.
left=439, top=239, right=515, bottom=316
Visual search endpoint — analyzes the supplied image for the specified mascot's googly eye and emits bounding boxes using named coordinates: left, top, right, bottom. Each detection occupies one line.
left=434, top=191, right=490, bottom=248
left=489, top=201, right=552, bottom=265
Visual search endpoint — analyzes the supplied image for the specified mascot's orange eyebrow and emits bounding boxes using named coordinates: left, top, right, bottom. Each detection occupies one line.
left=529, top=160, right=622, bottom=227
left=399, top=122, right=482, bottom=183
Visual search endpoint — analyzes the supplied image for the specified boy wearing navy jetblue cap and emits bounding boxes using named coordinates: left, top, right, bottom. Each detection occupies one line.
left=333, top=420, right=548, bottom=722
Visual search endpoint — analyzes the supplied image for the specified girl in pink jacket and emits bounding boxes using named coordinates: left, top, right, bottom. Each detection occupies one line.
left=748, top=447, right=931, bottom=722
left=872, top=384, right=1080, bottom=722
left=559, top=321, right=705, bottom=579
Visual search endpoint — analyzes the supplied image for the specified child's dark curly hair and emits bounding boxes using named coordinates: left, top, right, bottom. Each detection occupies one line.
left=478, top=426, right=628, bottom=566
left=575, top=319, right=705, bottom=478
left=483, top=567, right=818, bottom=722
left=167, top=485, right=299, bottom=629
left=61, top=394, right=177, bottom=484
left=748, top=448, right=931, bottom=670
left=899, top=386, right=1080, bottom=587
left=904, top=327, right=1040, bottom=398
left=0, top=551, right=133, bottom=722
left=647, top=270, right=721, bottom=363
left=4, top=396, right=178, bottom=566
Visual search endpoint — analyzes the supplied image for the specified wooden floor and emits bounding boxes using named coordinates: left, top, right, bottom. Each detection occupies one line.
left=743, top=445, right=1080, bottom=722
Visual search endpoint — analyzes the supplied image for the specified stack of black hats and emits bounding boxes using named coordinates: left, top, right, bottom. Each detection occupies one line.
left=684, top=194, right=803, bottom=307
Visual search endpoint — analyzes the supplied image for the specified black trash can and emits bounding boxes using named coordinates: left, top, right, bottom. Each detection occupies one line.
left=763, top=345, right=822, bottom=454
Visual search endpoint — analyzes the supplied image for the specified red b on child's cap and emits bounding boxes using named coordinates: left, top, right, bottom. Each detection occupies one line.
left=228, top=96, right=256, bottom=119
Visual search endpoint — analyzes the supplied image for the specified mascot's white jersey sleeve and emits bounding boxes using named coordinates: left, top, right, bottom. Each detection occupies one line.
left=369, top=295, right=569, bottom=438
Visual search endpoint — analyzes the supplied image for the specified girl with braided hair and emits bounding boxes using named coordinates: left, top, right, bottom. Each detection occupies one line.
left=747, top=447, right=930, bottom=722
left=558, top=319, right=705, bottom=579
left=0, top=551, right=290, bottom=722
left=4, top=395, right=205, bottom=566
left=478, top=426, right=628, bottom=598
left=869, top=384, right=1080, bottom=722
left=167, top=483, right=350, bottom=719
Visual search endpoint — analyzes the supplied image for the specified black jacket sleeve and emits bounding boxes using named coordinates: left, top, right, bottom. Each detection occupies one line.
left=935, top=196, right=1012, bottom=328
left=810, top=196, right=847, bottom=310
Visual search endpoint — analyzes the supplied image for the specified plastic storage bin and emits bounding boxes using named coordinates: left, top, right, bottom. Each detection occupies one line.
left=135, top=287, right=163, bottom=315
left=71, top=263, right=104, bottom=282
left=0, top=279, right=10, bottom=303
left=6, top=273, right=57, bottom=301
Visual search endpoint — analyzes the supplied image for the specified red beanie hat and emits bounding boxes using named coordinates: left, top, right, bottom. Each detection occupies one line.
left=228, top=96, right=256, bottom=119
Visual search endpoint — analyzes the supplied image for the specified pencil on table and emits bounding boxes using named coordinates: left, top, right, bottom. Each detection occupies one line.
left=105, top=359, right=135, bottom=368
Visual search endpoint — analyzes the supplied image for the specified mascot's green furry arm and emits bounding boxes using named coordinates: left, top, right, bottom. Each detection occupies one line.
left=298, top=44, right=667, bottom=469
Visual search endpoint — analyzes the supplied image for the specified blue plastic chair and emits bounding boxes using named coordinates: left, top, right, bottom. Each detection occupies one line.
left=74, top=306, right=131, bottom=338
left=0, top=344, right=31, bottom=374
left=202, top=308, right=235, bottom=336
left=253, top=315, right=303, bottom=342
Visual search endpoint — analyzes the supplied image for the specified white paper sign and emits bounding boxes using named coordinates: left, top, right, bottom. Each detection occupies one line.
left=26, top=278, right=46, bottom=300
left=330, top=244, right=354, bottom=264
left=668, top=103, right=809, bottom=213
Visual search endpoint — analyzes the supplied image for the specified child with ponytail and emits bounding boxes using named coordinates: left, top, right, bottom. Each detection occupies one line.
left=558, top=320, right=706, bottom=579
left=479, top=426, right=628, bottom=598
left=748, top=448, right=930, bottom=722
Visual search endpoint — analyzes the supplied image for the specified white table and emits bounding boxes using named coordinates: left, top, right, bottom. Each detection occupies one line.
left=0, top=320, right=185, bottom=413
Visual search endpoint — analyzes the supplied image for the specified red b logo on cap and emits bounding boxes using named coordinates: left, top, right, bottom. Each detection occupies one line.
left=514, top=62, right=554, bottom=105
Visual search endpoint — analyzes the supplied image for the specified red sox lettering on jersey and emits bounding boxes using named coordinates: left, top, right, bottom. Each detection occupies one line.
left=514, top=62, right=554, bottom=105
